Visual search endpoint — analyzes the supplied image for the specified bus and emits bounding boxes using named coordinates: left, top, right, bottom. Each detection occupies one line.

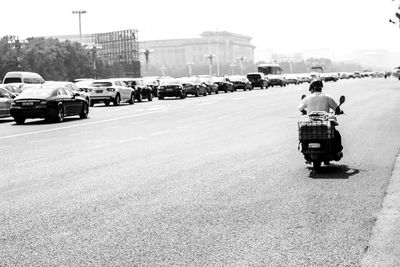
left=257, top=63, right=283, bottom=76
left=310, top=66, right=324, bottom=73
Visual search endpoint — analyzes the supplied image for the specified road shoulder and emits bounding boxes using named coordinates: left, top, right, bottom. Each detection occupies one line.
left=361, top=151, right=400, bottom=266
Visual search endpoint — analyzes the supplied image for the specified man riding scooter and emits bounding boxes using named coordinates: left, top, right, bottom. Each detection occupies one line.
left=298, top=79, right=343, bottom=160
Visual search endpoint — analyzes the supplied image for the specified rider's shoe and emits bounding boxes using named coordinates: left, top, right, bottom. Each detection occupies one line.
left=335, top=151, right=343, bottom=160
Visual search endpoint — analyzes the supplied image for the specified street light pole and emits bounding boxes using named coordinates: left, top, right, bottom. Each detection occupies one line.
left=72, top=10, right=87, bottom=42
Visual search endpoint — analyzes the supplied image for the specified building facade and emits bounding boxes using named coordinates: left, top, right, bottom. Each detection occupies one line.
left=140, top=31, right=255, bottom=69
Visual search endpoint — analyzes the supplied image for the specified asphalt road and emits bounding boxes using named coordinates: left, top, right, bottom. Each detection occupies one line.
left=1, top=78, right=400, bottom=266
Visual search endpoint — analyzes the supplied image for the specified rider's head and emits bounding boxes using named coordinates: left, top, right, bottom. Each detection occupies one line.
left=309, top=79, right=323, bottom=93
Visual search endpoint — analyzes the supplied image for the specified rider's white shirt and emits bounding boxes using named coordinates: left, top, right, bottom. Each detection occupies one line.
left=298, top=92, right=338, bottom=115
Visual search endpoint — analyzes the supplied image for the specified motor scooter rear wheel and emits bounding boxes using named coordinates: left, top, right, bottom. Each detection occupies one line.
left=313, top=161, right=321, bottom=172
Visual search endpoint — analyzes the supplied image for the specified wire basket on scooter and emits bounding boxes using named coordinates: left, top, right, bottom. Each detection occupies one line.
left=298, top=120, right=334, bottom=140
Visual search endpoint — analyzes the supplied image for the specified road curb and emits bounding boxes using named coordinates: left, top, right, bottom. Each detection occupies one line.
left=361, top=150, right=400, bottom=266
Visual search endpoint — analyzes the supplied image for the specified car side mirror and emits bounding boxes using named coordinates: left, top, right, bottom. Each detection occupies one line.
left=301, top=94, right=306, bottom=100
left=339, top=95, right=345, bottom=104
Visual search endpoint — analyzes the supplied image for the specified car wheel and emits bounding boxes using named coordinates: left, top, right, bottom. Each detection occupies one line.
left=113, top=94, right=121, bottom=106
left=148, top=92, right=153, bottom=101
left=195, top=89, right=199, bottom=97
left=203, top=90, right=207, bottom=96
left=180, top=92, right=186, bottom=99
left=79, top=103, right=89, bottom=119
left=90, top=101, right=95, bottom=107
left=56, top=105, right=64, bottom=123
left=158, top=94, right=164, bottom=100
left=104, top=100, right=110, bottom=106
left=136, top=92, right=143, bottom=102
left=128, top=93, right=135, bottom=104
left=14, top=116, right=25, bottom=124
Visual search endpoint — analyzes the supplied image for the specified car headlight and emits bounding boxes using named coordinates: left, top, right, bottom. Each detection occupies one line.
left=107, top=88, right=115, bottom=92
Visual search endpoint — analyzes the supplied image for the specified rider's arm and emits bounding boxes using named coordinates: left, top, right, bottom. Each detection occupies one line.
left=298, top=99, right=307, bottom=113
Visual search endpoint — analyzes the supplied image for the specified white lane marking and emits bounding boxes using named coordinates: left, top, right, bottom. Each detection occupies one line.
left=150, top=130, right=171, bottom=136
left=29, top=137, right=57, bottom=144
left=0, top=110, right=165, bottom=141
left=14, top=157, right=49, bottom=166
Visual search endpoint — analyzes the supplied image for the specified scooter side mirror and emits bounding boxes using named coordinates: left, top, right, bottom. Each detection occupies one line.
left=301, top=94, right=306, bottom=100
left=339, top=95, right=345, bottom=105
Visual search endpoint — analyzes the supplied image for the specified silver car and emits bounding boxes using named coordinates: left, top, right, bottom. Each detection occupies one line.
left=87, top=79, right=135, bottom=106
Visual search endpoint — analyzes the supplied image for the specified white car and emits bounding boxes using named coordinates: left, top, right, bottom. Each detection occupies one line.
left=87, top=79, right=135, bottom=106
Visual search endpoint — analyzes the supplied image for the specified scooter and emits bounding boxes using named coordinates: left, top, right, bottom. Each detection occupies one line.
left=298, top=95, right=345, bottom=171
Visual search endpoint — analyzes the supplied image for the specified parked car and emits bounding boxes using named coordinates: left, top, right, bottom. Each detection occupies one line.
left=0, top=86, right=18, bottom=118
left=212, top=77, right=234, bottom=93
left=354, top=71, right=362, bottom=78
left=197, top=75, right=219, bottom=94
left=339, top=72, right=349, bottom=79
left=128, top=78, right=153, bottom=102
left=177, top=77, right=208, bottom=97
left=228, top=75, right=252, bottom=91
left=2, top=71, right=45, bottom=85
left=297, top=74, right=312, bottom=84
left=246, top=72, right=268, bottom=89
left=321, top=73, right=339, bottom=82
left=45, top=81, right=91, bottom=105
left=267, top=75, right=287, bottom=87
left=86, top=79, right=135, bottom=106
left=284, top=74, right=299, bottom=85
left=143, top=77, right=160, bottom=97
left=10, top=85, right=89, bottom=124
left=157, top=79, right=186, bottom=100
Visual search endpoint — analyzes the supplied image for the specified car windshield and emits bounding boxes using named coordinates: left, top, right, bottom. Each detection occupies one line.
left=160, top=79, right=179, bottom=85
left=16, top=87, right=56, bottom=99
left=91, top=82, right=113, bottom=87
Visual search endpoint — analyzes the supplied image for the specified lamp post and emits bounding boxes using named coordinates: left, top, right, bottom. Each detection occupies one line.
left=72, top=10, right=87, bottom=42
left=237, top=56, right=245, bottom=75
left=86, top=44, right=102, bottom=79
left=187, top=62, right=194, bottom=76
left=205, top=54, right=215, bottom=76
left=8, top=36, right=27, bottom=70
left=140, top=49, right=154, bottom=76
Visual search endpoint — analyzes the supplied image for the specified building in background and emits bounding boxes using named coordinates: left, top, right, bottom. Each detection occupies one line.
left=46, top=29, right=141, bottom=77
left=140, top=31, right=255, bottom=73
left=270, top=53, right=304, bottom=64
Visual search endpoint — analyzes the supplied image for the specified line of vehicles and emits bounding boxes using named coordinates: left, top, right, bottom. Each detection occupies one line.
left=0, top=67, right=380, bottom=124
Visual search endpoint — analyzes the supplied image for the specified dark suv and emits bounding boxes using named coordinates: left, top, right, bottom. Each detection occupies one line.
left=246, top=72, right=268, bottom=89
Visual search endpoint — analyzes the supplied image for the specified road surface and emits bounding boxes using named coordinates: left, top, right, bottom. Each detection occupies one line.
left=1, top=78, right=400, bottom=266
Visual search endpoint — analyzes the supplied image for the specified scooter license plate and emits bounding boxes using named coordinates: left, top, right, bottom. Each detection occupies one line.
left=309, top=143, right=321, bottom=148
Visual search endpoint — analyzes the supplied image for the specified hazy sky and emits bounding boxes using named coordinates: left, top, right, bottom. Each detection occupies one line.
left=1, top=0, right=399, bottom=60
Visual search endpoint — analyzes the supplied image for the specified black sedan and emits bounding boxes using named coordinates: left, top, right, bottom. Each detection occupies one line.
left=157, top=79, right=187, bottom=100
left=212, top=77, right=234, bottom=93
left=177, top=77, right=208, bottom=97
left=228, top=75, right=253, bottom=91
left=10, top=85, right=89, bottom=124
